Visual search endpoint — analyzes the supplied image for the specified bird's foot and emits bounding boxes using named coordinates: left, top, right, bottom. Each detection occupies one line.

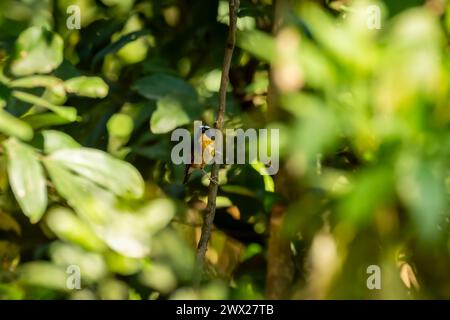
left=208, top=176, right=218, bottom=185
left=202, top=169, right=218, bottom=185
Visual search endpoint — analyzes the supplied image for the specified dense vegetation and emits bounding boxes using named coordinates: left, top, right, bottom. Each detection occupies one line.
left=0, top=0, right=449, bottom=299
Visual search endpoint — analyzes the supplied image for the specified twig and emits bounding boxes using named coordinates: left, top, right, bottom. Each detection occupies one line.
left=196, top=0, right=239, bottom=264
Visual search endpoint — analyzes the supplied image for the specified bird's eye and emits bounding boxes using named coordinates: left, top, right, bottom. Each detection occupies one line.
left=211, top=136, right=215, bottom=141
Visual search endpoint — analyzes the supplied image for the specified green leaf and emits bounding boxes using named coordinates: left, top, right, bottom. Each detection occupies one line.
left=12, top=91, right=77, bottom=121
left=251, top=162, right=275, bottom=192
left=64, top=76, right=109, bottom=98
left=46, top=158, right=154, bottom=258
left=41, top=130, right=81, bottom=154
left=92, top=29, right=151, bottom=68
left=9, top=76, right=63, bottom=89
left=43, top=159, right=112, bottom=224
left=18, top=262, right=67, bottom=291
left=105, top=250, right=142, bottom=275
left=97, top=203, right=161, bottom=258
left=49, top=242, right=107, bottom=282
left=397, top=158, right=446, bottom=240
left=0, top=109, right=33, bottom=140
left=10, top=27, right=63, bottom=76
left=22, top=112, right=76, bottom=129
left=49, top=148, right=144, bottom=198
left=10, top=76, right=67, bottom=107
left=236, top=30, right=275, bottom=62
left=221, top=185, right=255, bottom=197
left=151, top=229, right=195, bottom=281
left=446, top=2, right=450, bottom=33
left=141, top=198, right=176, bottom=234
left=107, top=113, right=134, bottom=138
left=282, top=93, right=338, bottom=163
left=0, top=283, right=24, bottom=300
left=340, top=168, right=393, bottom=224
left=44, top=151, right=163, bottom=260
left=0, top=212, right=21, bottom=235
left=150, top=96, right=190, bottom=134
left=46, top=207, right=106, bottom=252
left=4, top=138, right=47, bottom=223
left=133, top=74, right=197, bottom=100
left=139, top=262, right=177, bottom=294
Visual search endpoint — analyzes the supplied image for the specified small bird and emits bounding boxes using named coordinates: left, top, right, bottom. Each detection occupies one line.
left=183, top=125, right=216, bottom=184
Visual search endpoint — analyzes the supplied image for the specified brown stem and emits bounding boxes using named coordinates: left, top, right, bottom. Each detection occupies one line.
left=196, top=0, right=240, bottom=264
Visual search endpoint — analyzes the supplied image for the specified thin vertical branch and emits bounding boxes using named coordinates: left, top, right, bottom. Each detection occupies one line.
left=196, top=0, right=240, bottom=263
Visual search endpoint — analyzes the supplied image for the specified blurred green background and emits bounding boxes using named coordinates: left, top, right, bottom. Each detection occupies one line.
left=0, top=0, right=449, bottom=300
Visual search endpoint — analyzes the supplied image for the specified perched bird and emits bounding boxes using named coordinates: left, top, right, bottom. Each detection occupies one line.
left=183, top=125, right=216, bottom=184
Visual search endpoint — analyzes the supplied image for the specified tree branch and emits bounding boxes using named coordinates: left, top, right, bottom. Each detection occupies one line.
left=196, top=0, right=239, bottom=263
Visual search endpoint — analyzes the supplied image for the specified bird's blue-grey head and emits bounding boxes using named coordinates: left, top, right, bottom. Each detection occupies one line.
left=200, top=125, right=216, bottom=140
left=200, top=125, right=210, bottom=133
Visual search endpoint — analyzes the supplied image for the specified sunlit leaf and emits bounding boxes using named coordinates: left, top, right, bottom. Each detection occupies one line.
left=45, top=164, right=152, bottom=258
left=150, top=95, right=190, bottom=134
left=340, top=168, right=393, bottom=224
left=397, top=157, right=446, bottom=240
left=10, top=75, right=63, bottom=89
left=100, top=211, right=153, bottom=258
left=115, top=15, right=151, bottom=64
left=99, top=198, right=175, bottom=258
left=98, top=278, right=129, bottom=300
left=221, top=185, right=255, bottom=197
left=41, top=130, right=81, bottom=154
left=49, top=148, right=144, bottom=198
left=141, top=198, right=176, bottom=234
left=49, top=242, right=107, bottom=282
left=139, top=262, right=177, bottom=294
left=151, top=229, right=196, bottom=281
left=0, top=283, right=24, bottom=300
left=22, top=112, right=75, bottom=129
left=4, top=138, right=47, bottom=223
left=18, top=261, right=67, bottom=291
left=10, top=27, right=63, bottom=76
left=12, top=91, right=77, bottom=122
left=237, top=30, right=275, bottom=62
left=44, top=159, right=112, bottom=224
left=92, top=29, right=151, bottom=68
left=251, top=161, right=275, bottom=192
left=300, top=3, right=371, bottom=70
left=0, top=109, right=33, bottom=141
left=46, top=207, right=106, bottom=252
left=104, top=250, right=142, bottom=275
left=64, top=76, right=109, bottom=98
left=107, top=113, right=133, bottom=138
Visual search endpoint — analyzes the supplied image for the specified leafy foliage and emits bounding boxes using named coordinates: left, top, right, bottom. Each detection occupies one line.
left=0, top=0, right=449, bottom=300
